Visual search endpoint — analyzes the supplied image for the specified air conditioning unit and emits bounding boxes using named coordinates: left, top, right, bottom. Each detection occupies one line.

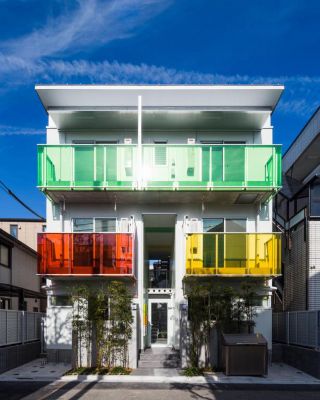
left=189, top=218, right=201, bottom=233
left=118, top=218, right=131, bottom=233
left=124, top=138, right=132, bottom=145
left=187, top=138, right=196, bottom=145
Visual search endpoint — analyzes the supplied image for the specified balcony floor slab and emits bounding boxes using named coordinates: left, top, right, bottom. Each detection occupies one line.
left=41, top=189, right=274, bottom=205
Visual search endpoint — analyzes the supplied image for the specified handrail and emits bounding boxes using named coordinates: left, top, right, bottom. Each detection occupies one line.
left=37, top=144, right=282, bottom=191
left=185, top=232, right=281, bottom=276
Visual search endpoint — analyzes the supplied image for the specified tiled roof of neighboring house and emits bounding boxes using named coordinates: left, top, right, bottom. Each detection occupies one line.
left=0, top=218, right=45, bottom=222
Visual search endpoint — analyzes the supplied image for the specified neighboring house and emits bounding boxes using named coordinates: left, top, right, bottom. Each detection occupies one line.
left=274, top=107, right=320, bottom=311
left=0, top=229, right=45, bottom=312
left=35, top=84, right=283, bottom=366
left=0, top=218, right=46, bottom=251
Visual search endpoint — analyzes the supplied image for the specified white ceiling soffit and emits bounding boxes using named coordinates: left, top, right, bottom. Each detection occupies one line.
left=48, top=109, right=269, bottom=130
left=35, top=85, right=284, bottom=111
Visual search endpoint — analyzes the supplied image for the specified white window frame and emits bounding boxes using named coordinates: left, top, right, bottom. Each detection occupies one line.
left=202, top=217, right=247, bottom=233
left=72, top=217, right=117, bottom=233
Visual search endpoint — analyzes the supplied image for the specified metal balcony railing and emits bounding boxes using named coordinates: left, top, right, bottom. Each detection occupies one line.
left=37, top=233, right=134, bottom=276
left=37, top=144, right=282, bottom=191
left=185, top=233, right=281, bottom=276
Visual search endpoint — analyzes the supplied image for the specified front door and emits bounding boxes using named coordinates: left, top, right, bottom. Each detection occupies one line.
left=149, top=302, right=168, bottom=346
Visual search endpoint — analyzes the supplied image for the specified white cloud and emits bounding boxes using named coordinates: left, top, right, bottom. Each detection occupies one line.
left=0, top=0, right=318, bottom=122
left=0, top=125, right=44, bottom=136
left=1, top=55, right=320, bottom=117
left=0, top=0, right=171, bottom=60
left=0, top=55, right=319, bottom=119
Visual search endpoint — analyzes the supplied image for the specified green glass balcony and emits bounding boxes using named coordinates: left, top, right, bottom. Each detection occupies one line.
left=38, top=144, right=281, bottom=191
left=142, top=144, right=281, bottom=190
left=38, top=145, right=138, bottom=190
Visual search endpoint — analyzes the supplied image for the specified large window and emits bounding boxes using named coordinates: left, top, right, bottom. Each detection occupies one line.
left=202, top=218, right=246, bottom=268
left=202, top=218, right=246, bottom=232
left=95, top=218, right=116, bottom=232
left=203, top=218, right=224, bottom=232
left=202, top=219, right=224, bottom=268
left=225, top=219, right=246, bottom=232
left=73, top=218, right=116, bottom=232
left=0, top=244, right=10, bottom=268
left=73, top=218, right=93, bottom=232
left=310, top=180, right=320, bottom=217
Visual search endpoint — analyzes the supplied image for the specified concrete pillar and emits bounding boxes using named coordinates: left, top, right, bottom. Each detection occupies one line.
left=129, top=304, right=138, bottom=369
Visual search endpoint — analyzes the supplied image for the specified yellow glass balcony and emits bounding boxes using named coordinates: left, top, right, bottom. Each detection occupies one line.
left=186, top=233, right=281, bottom=276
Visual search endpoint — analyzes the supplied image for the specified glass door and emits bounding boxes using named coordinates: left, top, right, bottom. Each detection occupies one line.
left=150, top=302, right=168, bottom=346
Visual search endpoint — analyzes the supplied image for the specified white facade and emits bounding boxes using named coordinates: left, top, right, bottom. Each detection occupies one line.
left=36, top=85, right=283, bottom=366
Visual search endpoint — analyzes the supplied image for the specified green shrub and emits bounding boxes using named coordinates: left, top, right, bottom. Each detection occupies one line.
left=109, top=366, right=131, bottom=375
left=183, top=367, right=203, bottom=376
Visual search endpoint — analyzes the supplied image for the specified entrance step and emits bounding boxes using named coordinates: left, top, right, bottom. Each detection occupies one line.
left=138, top=348, right=181, bottom=369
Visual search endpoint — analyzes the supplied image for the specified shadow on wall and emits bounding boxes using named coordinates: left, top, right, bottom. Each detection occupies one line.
left=46, top=306, right=73, bottom=362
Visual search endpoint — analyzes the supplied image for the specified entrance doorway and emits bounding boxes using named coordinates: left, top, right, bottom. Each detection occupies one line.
left=143, top=214, right=176, bottom=348
left=148, top=299, right=171, bottom=347
left=143, top=214, right=176, bottom=289
left=151, top=303, right=168, bottom=345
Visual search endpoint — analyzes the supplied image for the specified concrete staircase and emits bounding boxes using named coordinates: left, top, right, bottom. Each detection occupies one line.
left=138, top=347, right=181, bottom=369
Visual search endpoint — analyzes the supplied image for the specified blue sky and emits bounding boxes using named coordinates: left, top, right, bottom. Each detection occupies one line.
left=0, top=0, right=319, bottom=218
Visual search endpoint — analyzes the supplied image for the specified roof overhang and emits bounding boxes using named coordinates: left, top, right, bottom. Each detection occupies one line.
left=36, top=84, right=284, bottom=111
left=283, top=107, right=320, bottom=178
left=35, top=85, right=284, bottom=131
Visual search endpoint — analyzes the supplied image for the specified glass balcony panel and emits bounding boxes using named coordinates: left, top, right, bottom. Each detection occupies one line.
left=38, top=233, right=133, bottom=276
left=37, top=233, right=71, bottom=275
left=142, top=145, right=281, bottom=190
left=186, top=233, right=281, bottom=276
left=38, top=145, right=137, bottom=189
left=38, top=144, right=281, bottom=191
left=224, top=147, right=245, bottom=184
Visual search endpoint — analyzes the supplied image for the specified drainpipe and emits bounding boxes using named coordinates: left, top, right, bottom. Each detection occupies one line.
left=138, top=95, right=142, bottom=189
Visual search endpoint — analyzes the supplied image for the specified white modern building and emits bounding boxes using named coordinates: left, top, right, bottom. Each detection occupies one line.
left=35, top=85, right=283, bottom=366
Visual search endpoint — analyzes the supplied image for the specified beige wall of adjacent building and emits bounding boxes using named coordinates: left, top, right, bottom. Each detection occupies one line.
left=0, top=220, right=46, bottom=251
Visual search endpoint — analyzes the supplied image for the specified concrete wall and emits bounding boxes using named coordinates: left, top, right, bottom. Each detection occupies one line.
left=45, top=306, right=73, bottom=351
left=46, top=302, right=138, bottom=368
left=273, top=343, right=320, bottom=379
left=0, top=341, right=41, bottom=374
left=46, top=126, right=273, bottom=146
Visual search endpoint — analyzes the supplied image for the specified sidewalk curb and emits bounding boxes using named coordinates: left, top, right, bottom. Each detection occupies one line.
left=1, top=374, right=320, bottom=389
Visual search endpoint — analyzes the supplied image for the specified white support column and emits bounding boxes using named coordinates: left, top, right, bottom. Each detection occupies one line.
left=138, top=95, right=142, bottom=189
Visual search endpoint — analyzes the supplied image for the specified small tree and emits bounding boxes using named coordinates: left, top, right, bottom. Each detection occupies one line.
left=88, top=286, right=109, bottom=368
left=108, top=281, right=133, bottom=368
left=230, top=282, right=259, bottom=334
left=186, top=283, right=209, bottom=368
left=186, top=280, right=263, bottom=369
left=186, top=281, right=235, bottom=368
left=71, top=284, right=90, bottom=369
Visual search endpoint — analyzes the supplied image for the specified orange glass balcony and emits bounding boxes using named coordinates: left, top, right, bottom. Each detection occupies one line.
left=38, top=233, right=134, bottom=276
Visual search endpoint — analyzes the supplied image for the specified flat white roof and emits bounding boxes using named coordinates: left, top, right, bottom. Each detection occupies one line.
left=35, top=84, right=284, bottom=111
